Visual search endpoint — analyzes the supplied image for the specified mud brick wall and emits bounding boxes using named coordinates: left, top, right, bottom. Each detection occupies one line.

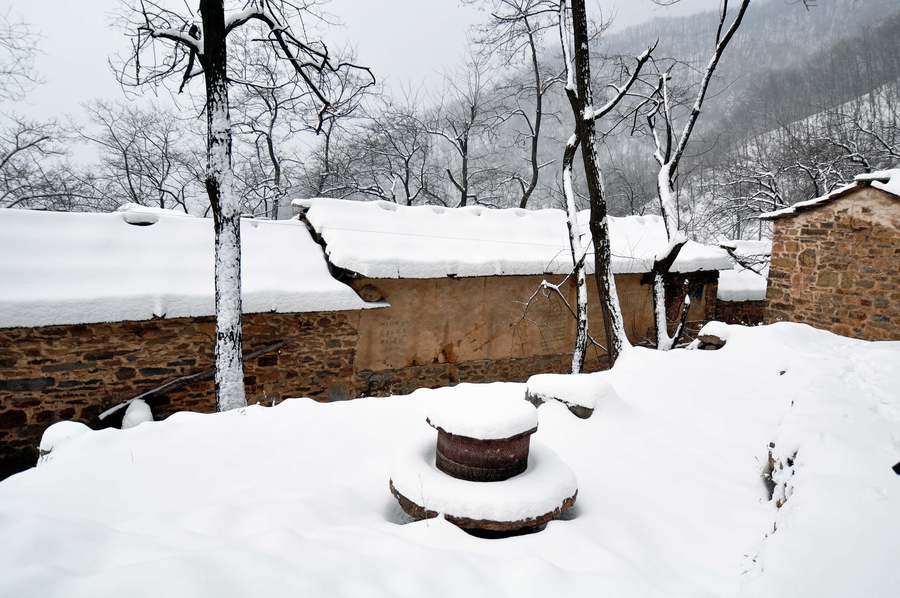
left=716, top=300, right=766, bottom=325
left=0, top=311, right=358, bottom=478
left=766, top=187, right=899, bottom=340
left=354, top=353, right=611, bottom=398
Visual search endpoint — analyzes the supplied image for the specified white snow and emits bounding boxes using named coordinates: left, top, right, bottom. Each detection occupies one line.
left=858, top=167, right=900, bottom=197
left=391, top=439, right=576, bottom=522
left=525, top=371, right=617, bottom=410
left=718, top=268, right=768, bottom=301
left=759, top=183, right=857, bottom=220
left=720, top=239, right=772, bottom=257
left=1, top=324, right=897, bottom=597
left=37, top=421, right=91, bottom=457
left=696, top=319, right=733, bottom=341
left=294, top=198, right=733, bottom=278
left=122, top=399, right=153, bottom=429
left=718, top=240, right=771, bottom=302
left=761, top=167, right=900, bottom=220
left=425, top=384, right=538, bottom=439
left=0, top=207, right=376, bottom=328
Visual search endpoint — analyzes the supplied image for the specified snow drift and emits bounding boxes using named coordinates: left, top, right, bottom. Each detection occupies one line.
left=0, top=324, right=897, bottom=597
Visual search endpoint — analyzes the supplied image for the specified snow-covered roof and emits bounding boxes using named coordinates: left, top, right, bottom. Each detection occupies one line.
left=760, top=168, right=900, bottom=220
left=717, top=268, right=768, bottom=302
left=719, top=239, right=772, bottom=258
left=717, top=239, right=771, bottom=302
left=0, top=206, right=375, bottom=329
left=293, top=198, right=732, bottom=278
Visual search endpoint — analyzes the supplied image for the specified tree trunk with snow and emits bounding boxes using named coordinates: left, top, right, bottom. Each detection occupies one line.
left=562, top=0, right=631, bottom=366
left=562, top=133, right=588, bottom=373
left=201, top=0, right=246, bottom=411
left=646, top=0, right=750, bottom=351
left=122, top=0, right=374, bottom=411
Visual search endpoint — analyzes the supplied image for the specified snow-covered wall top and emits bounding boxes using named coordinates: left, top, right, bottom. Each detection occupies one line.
left=717, top=239, right=771, bottom=302
left=0, top=206, right=374, bottom=329
left=294, top=198, right=732, bottom=279
left=760, top=168, right=900, bottom=220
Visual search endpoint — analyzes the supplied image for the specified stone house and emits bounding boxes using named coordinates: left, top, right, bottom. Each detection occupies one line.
left=0, top=201, right=731, bottom=478
left=295, top=198, right=732, bottom=396
left=760, top=169, right=900, bottom=340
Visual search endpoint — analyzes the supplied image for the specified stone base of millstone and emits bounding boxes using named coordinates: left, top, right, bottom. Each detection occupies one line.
left=390, top=479, right=577, bottom=534
left=389, top=439, right=578, bottom=536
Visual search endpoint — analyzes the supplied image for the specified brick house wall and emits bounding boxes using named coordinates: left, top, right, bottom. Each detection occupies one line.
left=766, top=187, right=899, bottom=340
left=0, top=311, right=359, bottom=478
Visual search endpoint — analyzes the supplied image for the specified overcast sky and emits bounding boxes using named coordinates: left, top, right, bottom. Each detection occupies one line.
left=4, top=0, right=724, bottom=123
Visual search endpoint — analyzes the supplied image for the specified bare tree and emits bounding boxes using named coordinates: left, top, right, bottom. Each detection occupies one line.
left=558, top=0, right=654, bottom=367
left=80, top=100, right=203, bottom=212
left=643, top=0, right=750, bottom=350
left=328, top=93, right=446, bottom=205
left=0, top=118, right=100, bottom=211
left=0, top=14, right=92, bottom=211
left=121, top=0, right=373, bottom=411
left=0, top=11, right=39, bottom=101
left=230, top=29, right=373, bottom=216
left=427, top=53, right=502, bottom=207
left=471, top=0, right=562, bottom=208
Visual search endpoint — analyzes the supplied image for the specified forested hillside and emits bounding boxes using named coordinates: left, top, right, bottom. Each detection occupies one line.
left=591, top=0, right=900, bottom=238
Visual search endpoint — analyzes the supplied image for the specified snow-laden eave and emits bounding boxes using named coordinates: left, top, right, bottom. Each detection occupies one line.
left=0, top=208, right=384, bottom=330
left=293, top=198, right=734, bottom=280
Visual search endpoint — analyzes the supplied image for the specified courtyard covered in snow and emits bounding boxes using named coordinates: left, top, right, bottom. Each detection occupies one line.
left=1, top=323, right=897, bottom=598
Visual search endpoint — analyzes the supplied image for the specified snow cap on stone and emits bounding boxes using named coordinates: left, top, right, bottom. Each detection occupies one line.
left=426, top=386, right=538, bottom=440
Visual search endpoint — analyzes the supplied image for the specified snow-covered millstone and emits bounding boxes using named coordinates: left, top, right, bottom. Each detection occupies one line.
left=525, top=372, right=617, bottom=419
left=390, top=392, right=577, bottom=535
left=427, top=393, right=539, bottom=482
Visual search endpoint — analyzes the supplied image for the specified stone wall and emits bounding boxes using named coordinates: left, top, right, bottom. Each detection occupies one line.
left=716, top=299, right=766, bottom=325
left=1, top=270, right=721, bottom=479
left=766, top=187, right=900, bottom=340
left=0, top=311, right=359, bottom=478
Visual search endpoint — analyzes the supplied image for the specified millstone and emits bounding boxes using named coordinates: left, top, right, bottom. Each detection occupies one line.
left=430, top=421, right=536, bottom=482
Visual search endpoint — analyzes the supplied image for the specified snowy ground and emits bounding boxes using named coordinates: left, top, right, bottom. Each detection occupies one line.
left=0, top=323, right=897, bottom=597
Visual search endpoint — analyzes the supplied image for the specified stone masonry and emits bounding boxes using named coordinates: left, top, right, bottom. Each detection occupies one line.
left=1, top=271, right=723, bottom=479
left=0, top=311, right=359, bottom=478
left=716, top=299, right=766, bottom=326
left=766, top=186, right=899, bottom=340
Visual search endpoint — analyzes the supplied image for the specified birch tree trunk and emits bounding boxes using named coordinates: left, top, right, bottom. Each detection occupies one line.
left=201, top=0, right=246, bottom=411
